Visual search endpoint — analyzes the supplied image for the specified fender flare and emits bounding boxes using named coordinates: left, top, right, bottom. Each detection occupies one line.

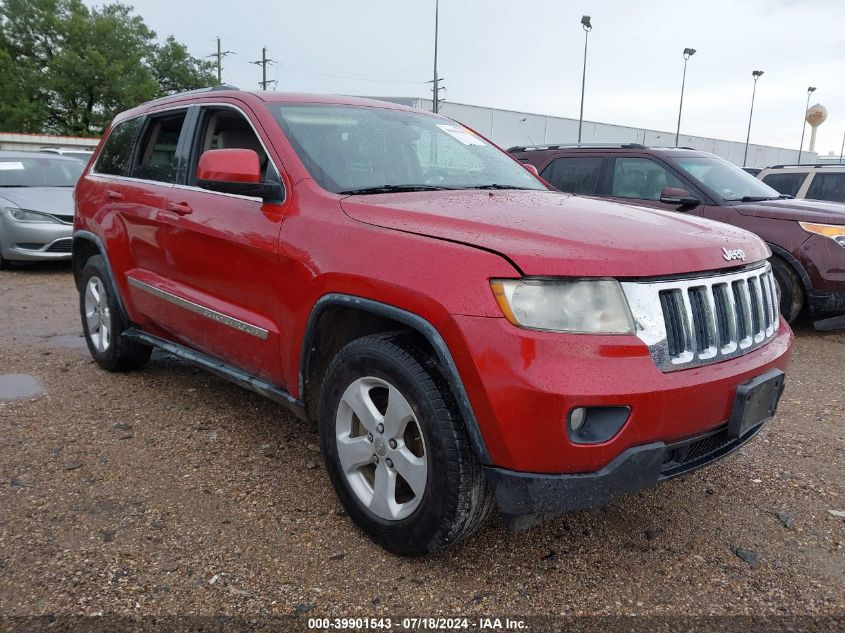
left=72, top=230, right=130, bottom=317
left=300, top=293, right=492, bottom=465
left=766, top=242, right=813, bottom=294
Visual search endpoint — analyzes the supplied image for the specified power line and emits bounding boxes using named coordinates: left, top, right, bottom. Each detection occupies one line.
left=207, top=37, right=235, bottom=85
left=251, top=47, right=277, bottom=91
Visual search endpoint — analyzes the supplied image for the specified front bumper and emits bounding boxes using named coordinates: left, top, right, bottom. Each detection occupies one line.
left=0, top=211, right=72, bottom=261
left=441, top=314, right=792, bottom=473
left=486, top=420, right=766, bottom=529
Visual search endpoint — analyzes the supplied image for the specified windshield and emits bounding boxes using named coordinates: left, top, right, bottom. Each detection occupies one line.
left=267, top=103, right=546, bottom=194
left=0, top=156, right=84, bottom=187
left=675, top=156, right=781, bottom=201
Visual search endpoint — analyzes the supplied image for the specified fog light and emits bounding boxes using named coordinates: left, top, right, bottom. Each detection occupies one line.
left=566, top=406, right=631, bottom=444
left=568, top=407, right=587, bottom=431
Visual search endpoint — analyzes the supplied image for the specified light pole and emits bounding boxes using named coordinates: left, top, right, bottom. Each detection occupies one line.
left=431, top=0, right=441, bottom=113
left=743, top=70, right=764, bottom=167
left=797, top=86, right=816, bottom=164
left=840, top=131, right=844, bottom=165
left=675, top=47, right=696, bottom=146
left=577, top=15, right=592, bottom=143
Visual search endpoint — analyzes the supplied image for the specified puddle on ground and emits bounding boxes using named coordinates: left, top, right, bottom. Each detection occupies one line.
left=0, top=374, right=43, bottom=400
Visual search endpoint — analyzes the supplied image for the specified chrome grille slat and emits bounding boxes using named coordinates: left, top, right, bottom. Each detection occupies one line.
left=622, top=263, right=779, bottom=372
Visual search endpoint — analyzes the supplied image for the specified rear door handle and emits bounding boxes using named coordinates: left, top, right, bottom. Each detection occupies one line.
left=106, top=190, right=123, bottom=201
left=166, top=202, right=193, bottom=216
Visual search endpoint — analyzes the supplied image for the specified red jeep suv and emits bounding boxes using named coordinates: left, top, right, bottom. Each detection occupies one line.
left=73, top=88, right=792, bottom=554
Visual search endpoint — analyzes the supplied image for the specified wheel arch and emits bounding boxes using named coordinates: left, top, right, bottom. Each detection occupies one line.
left=767, top=242, right=813, bottom=294
left=72, top=230, right=129, bottom=317
left=300, top=293, right=491, bottom=465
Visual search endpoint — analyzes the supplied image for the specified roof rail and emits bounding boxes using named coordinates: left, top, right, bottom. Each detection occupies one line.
left=508, top=143, right=646, bottom=152
left=145, top=84, right=239, bottom=106
left=769, top=163, right=845, bottom=169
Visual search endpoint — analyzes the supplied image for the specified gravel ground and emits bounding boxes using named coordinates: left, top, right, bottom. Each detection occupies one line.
left=0, top=264, right=843, bottom=626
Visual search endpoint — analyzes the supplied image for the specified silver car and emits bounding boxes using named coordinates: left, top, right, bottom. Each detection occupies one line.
left=0, top=151, right=83, bottom=268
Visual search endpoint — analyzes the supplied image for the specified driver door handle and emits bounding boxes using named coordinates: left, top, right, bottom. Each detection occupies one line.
left=106, top=190, right=123, bottom=201
left=167, top=202, right=193, bottom=216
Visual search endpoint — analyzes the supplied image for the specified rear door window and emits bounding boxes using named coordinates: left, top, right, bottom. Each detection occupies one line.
left=95, top=118, right=142, bottom=176
left=761, top=172, right=806, bottom=197
left=540, top=157, right=603, bottom=194
left=805, top=172, right=845, bottom=203
left=133, top=111, right=188, bottom=183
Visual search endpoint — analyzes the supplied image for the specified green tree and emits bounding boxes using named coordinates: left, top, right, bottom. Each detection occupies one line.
left=0, top=0, right=217, bottom=135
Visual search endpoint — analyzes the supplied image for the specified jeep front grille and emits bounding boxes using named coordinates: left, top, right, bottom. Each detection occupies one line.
left=622, top=263, right=779, bottom=372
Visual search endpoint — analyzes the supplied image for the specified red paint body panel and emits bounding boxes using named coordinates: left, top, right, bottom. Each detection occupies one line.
left=74, top=91, right=794, bottom=482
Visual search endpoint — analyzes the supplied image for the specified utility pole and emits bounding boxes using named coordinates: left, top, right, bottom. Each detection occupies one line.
left=431, top=0, right=443, bottom=113
left=577, top=16, right=592, bottom=143
left=797, top=86, right=816, bottom=164
left=207, top=37, right=234, bottom=85
left=743, top=70, right=764, bottom=167
left=840, top=131, right=844, bottom=165
left=251, top=47, right=277, bottom=90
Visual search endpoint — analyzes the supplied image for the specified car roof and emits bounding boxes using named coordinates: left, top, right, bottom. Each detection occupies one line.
left=507, top=144, right=715, bottom=159
left=761, top=164, right=845, bottom=171
left=0, top=150, right=84, bottom=162
left=115, top=86, right=426, bottom=122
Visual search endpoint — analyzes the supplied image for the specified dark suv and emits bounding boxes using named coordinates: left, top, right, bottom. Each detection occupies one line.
left=510, top=144, right=845, bottom=325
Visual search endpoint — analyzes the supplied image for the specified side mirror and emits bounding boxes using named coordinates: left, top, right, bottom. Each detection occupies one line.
left=659, top=186, right=700, bottom=208
left=523, top=163, right=540, bottom=177
left=196, top=148, right=282, bottom=202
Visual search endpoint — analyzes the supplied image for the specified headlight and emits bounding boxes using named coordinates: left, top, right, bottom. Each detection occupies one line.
left=6, top=207, right=62, bottom=224
left=800, top=221, right=845, bottom=249
left=490, top=278, right=635, bottom=334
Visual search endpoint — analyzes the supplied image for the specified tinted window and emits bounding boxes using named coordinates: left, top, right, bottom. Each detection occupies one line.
left=267, top=104, right=544, bottom=194
left=96, top=118, right=142, bottom=176
left=541, top=157, right=602, bottom=194
left=0, top=156, right=83, bottom=187
left=134, top=111, right=187, bottom=183
left=805, top=173, right=845, bottom=203
left=611, top=157, right=685, bottom=200
left=761, top=172, right=806, bottom=197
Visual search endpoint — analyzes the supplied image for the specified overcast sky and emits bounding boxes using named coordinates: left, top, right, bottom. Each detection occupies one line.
left=96, top=0, right=845, bottom=154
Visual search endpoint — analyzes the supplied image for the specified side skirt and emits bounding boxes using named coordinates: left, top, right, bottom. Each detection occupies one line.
left=122, top=328, right=307, bottom=421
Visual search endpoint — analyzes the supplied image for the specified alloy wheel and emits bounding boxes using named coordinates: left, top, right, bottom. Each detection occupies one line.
left=84, top=276, right=111, bottom=353
left=335, top=376, right=427, bottom=521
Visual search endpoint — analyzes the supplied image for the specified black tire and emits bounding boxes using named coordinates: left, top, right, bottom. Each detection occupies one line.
left=771, top=256, right=803, bottom=324
left=79, top=254, right=152, bottom=371
left=319, top=332, right=494, bottom=555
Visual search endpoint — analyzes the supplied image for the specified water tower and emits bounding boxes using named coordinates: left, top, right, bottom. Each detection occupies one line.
left=806, top=104, right=828, bottom=153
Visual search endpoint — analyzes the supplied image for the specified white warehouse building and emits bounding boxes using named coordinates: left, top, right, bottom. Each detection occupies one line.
left=368, top=97, right=814, bottom=169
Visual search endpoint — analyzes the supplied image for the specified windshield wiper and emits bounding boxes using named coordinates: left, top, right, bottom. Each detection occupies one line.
left=465, top=184, right=530, bottom=190
left=728, top=195, right=780, bottom=202
left=338, top=184, right=454, bottom=195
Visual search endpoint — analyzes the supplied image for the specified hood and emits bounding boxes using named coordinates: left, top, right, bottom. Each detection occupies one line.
left=734, top=197, right=845, bottom=223
left=0, top=187, right=75, bottom=221
left=341, top=189, right=769, bottom=277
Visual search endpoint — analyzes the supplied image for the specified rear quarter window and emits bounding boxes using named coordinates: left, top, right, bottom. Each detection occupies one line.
left=805, top=172, right=845, bottom=203
left=95, top=118, right=142, bottom=176
left=761, top=172, right=807, bottom=198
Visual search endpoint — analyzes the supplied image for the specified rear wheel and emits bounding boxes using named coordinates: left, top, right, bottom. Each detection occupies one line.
left=79, top=255, right=152, bottom=371
left=319, top=333, right=494, bottom=555
left=771, top=256, right=803, bottom=324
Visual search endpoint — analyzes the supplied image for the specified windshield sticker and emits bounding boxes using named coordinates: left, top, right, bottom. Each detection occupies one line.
left=0, top=161, right=25, bottom=171
left=436, top=124, right=487, bottom=146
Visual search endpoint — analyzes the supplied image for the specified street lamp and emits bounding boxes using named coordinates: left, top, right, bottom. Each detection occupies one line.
left=743, top=70, right=764, bottom=167
left=797, top=86, right=816, bottom=164
left=577, top=15, right=592, bottom=143
left=675, top=47, right=696, bottom=146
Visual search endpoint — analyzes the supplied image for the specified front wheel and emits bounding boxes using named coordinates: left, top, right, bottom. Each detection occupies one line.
left=770, top=256, right=804, bottom=324
left=79, top=255, right=152, bottom=371
left=319, top=333, right=494, bottom=555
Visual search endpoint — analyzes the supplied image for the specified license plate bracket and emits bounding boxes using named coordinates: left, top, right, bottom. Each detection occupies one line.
left=728, top=369, right=786, bottom=439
